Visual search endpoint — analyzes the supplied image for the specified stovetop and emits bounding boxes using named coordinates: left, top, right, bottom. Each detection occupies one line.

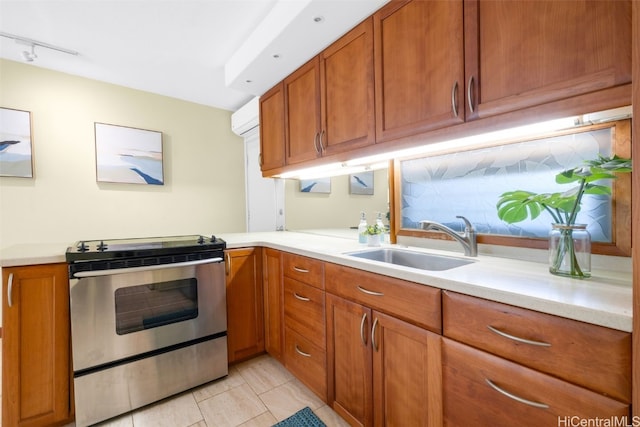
left=66, top=235, right=226, bottom=262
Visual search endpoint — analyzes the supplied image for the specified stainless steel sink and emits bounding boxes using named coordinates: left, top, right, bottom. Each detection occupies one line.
left=345, top=248, right=474, bottom=271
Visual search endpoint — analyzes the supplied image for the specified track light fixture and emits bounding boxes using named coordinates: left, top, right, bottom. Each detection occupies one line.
left=0, top=31, right=78, bottom=62
left=21, top=44, right=37, bottom=62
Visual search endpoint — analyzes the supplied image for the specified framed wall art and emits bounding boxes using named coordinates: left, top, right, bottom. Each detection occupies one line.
left=299, top=177, right=331, bottom=193
left=95, top=122, right=164, bottom=185
left=349, top=171, right=374, bottom=195
left=0, top=107, right=34, bottom=178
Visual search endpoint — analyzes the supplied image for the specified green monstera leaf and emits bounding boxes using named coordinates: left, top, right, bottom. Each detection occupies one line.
left=496, top=155, right=631, bottom=226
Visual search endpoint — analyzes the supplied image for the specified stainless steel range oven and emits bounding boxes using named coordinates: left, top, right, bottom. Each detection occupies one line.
left=66, top=235, right=228, bottom=427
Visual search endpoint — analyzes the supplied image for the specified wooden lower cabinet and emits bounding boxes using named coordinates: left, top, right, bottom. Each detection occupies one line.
left=2, top=263, right=73, bottom=427
left=326, top=293, right=441, bottom=427
left=225, top=248, right=265, bottom=363
left=263, top=248, right=284, bottom=361
left=442, top=338, right=629, bottom=426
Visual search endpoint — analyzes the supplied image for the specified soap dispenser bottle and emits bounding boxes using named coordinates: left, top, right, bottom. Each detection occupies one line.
left=358, top=212, right=368, bottom=244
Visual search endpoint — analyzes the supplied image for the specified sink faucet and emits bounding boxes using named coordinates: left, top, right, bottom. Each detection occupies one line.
left=419, top=216, right=478, bottom=257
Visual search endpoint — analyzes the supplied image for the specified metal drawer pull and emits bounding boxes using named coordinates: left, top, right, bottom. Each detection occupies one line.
left=371, top=318, right=379, bottom=352
left=360, top=313, right=368, bottom=346
left=357, top=286, right=384, bottom=296
left=293, top=266, right=309, bottom=273
left=7, top=273, right=14, bottom=308
left=487, top=325, right=551, bottom=347
left=467, top=75, right=475, bottom=113
left=451, top=81, right=459, bottom=117
left=485, top=379, right=549, bottom=409
left=293, top=292, right=310, bottom=302
left=295, top=344, right=311, bottom=358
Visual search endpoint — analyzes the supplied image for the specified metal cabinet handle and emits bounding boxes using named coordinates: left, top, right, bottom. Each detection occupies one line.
left=293, top=292, right=310, bottom=302
left=293, top=266, right=309, bottom=273
left=360, top=313, right=368, bottom=346
left=225, top=253, right=231, bottom=276
left=485, top=379, right=549, bottom=409
left=371, top=318, right=379, bottom=352
left=467, top=75, right=475, bottom=113
left=7, top=273, right=14, bottom=308
left=357, top=285, right=384, bottom=297
left=313, top=132, right=321, bottom=154
left=451, top=81, right=459, bottom=117
left=319, top=129, right=326, bottom=154
left=487, top=325, right=551, bottom=347
left=295, top=344, right=311, bottom=358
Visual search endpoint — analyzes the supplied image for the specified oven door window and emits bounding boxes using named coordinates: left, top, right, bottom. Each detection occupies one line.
left=114, top=278, right=198, bottom=335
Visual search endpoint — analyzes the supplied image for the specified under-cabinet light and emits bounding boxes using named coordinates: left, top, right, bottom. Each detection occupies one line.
left=275, top=106, right=631, bottom=180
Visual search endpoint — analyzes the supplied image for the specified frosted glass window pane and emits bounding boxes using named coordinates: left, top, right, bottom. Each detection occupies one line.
left=400, top=128, right=613, bottom=242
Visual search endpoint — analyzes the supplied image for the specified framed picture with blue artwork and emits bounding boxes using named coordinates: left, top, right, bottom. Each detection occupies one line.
left=95, top=122, right=164, bottom=185
left=299, top=177, right=331, bottom=193
left=349, top=171, right=374, bottom=195
left=0, top=107, right=34, bottom=178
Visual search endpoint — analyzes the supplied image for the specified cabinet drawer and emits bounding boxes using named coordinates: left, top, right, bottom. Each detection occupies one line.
left=442, top=339, right=629, bottom=426
left=443, top=291, right=631, bottom=402
left=283, top=253, right=324, bottom=289
left=325, top=263, right=441, bottom=333
left=284, top=277, right=325, bottom=348
left=284, top=326, right=327, bottom=401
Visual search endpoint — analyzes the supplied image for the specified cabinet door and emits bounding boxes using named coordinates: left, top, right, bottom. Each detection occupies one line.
left=374, top=0, right=464, bottom=143
left=263, top=248, right=284, bottom=361
left=225, top=248, right=265, bottom=363
left=326, top=294, right=373, bottom=427
left=320, top=18, right=375, bottom=156
left=2, top=263, right=72, bottom=427
left=259, top=83, right=286, bottom=173
left=285, top=57, right=322, bottom=165
left=464, top=0, right=632, bottom=120
left=372, top=311, right=442, bottom=427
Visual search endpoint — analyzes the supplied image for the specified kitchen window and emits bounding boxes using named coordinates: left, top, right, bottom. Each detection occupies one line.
left=392, top=119, right=631, bottom=256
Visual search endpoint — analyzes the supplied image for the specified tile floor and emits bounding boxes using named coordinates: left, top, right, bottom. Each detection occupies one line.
left=63, top=354, right=349, bottom=427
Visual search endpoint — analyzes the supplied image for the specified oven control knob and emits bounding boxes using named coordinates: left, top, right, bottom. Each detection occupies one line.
left=210, top=235, right=216, bottom=242
left=197, top=236, right=205, bottom=244
left=77, top=241, right=88, bottom=252
left=97, top=241, right=108, bottom=251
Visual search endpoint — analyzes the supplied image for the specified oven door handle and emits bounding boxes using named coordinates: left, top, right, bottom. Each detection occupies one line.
left=72, top=257, right=223, bottom=278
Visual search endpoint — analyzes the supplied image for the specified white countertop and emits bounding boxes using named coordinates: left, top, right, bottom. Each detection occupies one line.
left=0, top=231, right=632, bottom=332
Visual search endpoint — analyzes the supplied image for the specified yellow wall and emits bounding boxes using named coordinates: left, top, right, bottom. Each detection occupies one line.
left=0, top=59, right=246, bottom=249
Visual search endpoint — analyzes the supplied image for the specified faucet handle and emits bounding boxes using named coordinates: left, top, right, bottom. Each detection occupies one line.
left=456, top=215, right=474, bottom=232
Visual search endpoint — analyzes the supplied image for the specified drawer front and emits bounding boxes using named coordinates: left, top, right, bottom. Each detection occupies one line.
left=284, top=326, right=327, bottom=401
left=325, top=263, right=441, bottom=333
left=442, top=339, right=629, bottom=427
left=443, top=291, right=631, bottom=403
left=284, top=277, right=325, bottom=348
left=283, top=253, right=324, bottom=289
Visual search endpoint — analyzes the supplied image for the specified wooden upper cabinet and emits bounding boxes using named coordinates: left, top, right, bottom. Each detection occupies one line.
left=320, top=18, right=375, bottom=156
left=259, top=83, right=286, bottom=173
left=285, top=18, right=375, bottom=166
left=374, top=0, right=465, bottom=143
left=285, top=58, right=322, bottom=165
left=464, top=0, right=632, bottom=120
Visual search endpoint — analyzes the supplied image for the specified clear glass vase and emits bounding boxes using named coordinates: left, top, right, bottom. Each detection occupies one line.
left=548, top=224, right=591, bottom=279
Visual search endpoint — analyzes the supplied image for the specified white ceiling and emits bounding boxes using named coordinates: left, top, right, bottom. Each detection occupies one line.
left=0, top=0, right=388, bottom=112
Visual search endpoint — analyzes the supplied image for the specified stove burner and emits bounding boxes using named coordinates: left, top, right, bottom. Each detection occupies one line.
left=66, top=235, right=226, bottom=264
